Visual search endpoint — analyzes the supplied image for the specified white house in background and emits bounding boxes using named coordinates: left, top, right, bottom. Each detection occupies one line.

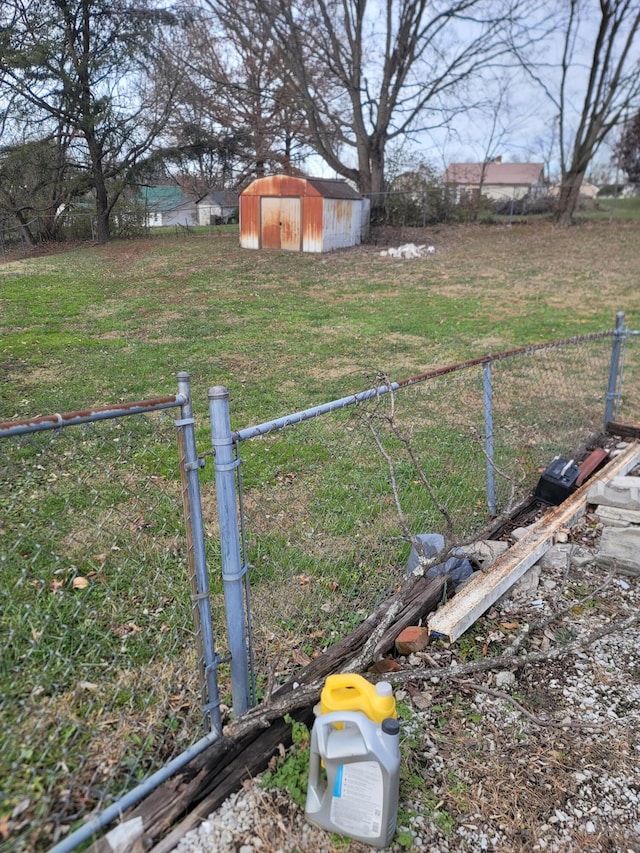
left=548, top=181, right=599, bottom=199
left=443, top=158, right=547, bottom=202
left=197, top=190, right=239, bottom=225
left=141, top=186, right=198, bottom=227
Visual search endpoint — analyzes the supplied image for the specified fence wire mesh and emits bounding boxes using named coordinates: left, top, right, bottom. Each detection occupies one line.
left=0, top=412, right=205, bottom=852
left=618, top=333, right=640, bottom=425
left=237, top=334, right=618, bottom=691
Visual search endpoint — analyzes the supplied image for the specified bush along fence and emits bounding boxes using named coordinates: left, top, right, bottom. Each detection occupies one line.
left=1, top=313, right=638, bottom=852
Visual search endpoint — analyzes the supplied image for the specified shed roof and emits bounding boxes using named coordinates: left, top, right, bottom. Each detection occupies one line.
left=242, top=174, right=362, bottom=200
left=443, top=162, right=545, bottom=186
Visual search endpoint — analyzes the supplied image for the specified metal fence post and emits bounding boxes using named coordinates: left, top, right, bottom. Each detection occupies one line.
left=176, top=372, right=222, bottom=736
left=208, top=385, right=251, bottom=717
left=605, top=311, right=626, bottom=430
left=483, top=359, right=496, bottom=516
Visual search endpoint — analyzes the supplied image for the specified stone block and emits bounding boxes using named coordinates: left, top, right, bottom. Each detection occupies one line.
left=587, top=479, right=640, bottom=510
left=595, top=527, right=640, bottom=576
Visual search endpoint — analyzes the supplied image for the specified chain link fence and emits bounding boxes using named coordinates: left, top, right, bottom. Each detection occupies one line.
left=3, top=325, right=639, bottom=851
left=0, top=404, right=219, bottom=852
left=234, top=331, right=634, bottom=693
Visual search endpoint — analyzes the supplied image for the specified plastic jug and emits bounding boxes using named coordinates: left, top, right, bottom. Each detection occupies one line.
left=319, top=673, right=397, bottom=725
left=305, top=710, right=400, bottom=848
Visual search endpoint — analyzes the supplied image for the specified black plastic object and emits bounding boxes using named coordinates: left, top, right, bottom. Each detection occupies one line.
left=534, top=457, right=581, bottom=505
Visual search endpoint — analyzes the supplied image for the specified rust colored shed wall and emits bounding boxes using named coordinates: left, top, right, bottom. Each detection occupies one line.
left=239, top=195, right=260, bottom=249
left=239, top=174, right=364, bottom=252
left=301, top=196, right=324, bottom=253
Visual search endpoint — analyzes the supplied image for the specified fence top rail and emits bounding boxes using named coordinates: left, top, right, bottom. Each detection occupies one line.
left=233, top=329, right=615, bottom=442
left=0, top=394, right=187, bottom=438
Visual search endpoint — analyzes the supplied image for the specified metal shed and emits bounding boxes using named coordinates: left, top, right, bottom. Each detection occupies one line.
left=239, top=175, right=369, bottom=253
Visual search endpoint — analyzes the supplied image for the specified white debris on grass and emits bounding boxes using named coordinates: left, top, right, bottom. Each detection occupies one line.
left=380, top=243, right=435, bottom=258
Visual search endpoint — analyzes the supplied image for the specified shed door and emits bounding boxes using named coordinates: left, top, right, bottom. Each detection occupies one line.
left=261, top=197, right=301, bottom=251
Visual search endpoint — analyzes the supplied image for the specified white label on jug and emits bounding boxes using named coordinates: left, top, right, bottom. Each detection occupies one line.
left=329, top=761, right=384, bottom=838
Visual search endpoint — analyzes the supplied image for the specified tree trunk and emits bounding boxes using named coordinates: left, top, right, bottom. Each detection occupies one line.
left=554, top=168, right=586, bottom=226
left=15, top=213, right=37, bottom=247
left=94, top=177, right=111, bottom=243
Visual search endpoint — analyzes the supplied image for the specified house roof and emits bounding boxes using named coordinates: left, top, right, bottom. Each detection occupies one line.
left=141, top=185, right=190, bottom=212
left=198, top=190, right=239, bottom=207
left=443, top=162, right=545, bottom=186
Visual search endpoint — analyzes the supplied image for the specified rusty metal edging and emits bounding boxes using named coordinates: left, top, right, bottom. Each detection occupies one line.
left=427, top=443, right=640, bottom=644
left=0, top=395, right=187, bottom=438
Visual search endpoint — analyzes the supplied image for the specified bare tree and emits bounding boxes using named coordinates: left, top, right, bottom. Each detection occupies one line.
left=615, top=110, right=640, bottom=185
left=151, top=1, right=315, bottom=191
left=0, top=128, right=87, bottom=244
left=517, top=0, right=640, bottom=225
left=206, top=0, right=539, bottom=201
left=0, top=0, right=183, bottom=242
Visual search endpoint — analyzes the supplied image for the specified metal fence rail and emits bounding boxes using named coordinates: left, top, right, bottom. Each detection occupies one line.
left=0, top=381, right=221, bottom=853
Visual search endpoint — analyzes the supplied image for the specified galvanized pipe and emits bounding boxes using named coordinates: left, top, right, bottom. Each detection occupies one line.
left=208, top=385, right=251, bottom=716
left=483, top=360, right=496, bottom=516
left=177, top=373, right=222, bottom=736
left=0, top=395, right=187, bottom=438
left=605, top=311, right=626, bottom=430
left=47, top=727, right=220, bottom=853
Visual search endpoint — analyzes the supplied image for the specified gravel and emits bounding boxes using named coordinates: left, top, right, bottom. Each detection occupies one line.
left=175, top=508, right=640, bottom=853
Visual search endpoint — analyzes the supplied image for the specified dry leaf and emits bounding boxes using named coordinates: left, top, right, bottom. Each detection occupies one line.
left=297, top=574, right=311, bottom=586
left=328, top=580, right=339, bottom=591
left=292, top=648, right=311, bottom=666
left=72, top=576, right=89, bottom=590
left=0, top=817, right=10, bottom=840
left=500, top=621, right=519, bottom=630
left=49, top=580, right=64, bottom=593
left=411, top=693, right=433, bottom=711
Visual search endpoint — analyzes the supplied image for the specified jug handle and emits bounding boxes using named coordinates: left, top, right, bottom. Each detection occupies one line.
left=324, top=672, right=369, bottom=698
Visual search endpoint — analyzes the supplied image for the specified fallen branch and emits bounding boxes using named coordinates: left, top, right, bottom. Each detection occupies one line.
left=388, top=612, right=640, bottom=685
left=454, top=680, right=606, bottom=731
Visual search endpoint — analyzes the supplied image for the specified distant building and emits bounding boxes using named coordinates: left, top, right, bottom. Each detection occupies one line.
left=141, top=186, right=197, bottom=227
left=548, top=181, right=599, bottom=199
left=443, top=159, right=547, bottom=202
left=141, top=186, right=239, bottom=227
left=197, top=191, right=239, bottom=225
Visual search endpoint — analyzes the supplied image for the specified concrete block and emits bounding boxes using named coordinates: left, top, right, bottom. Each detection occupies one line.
left=539, top=544, right=572, bottom=571
left=596, top=505, right=640, bottom=528
left=587, top=479, right=640, bottom=510
left=596, top=527, right=640, bottom=576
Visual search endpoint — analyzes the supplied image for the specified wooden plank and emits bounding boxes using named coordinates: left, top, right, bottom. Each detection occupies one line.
left=428, top=443, right=640, bottom=644
left=607, top=421, right=640, bottom=439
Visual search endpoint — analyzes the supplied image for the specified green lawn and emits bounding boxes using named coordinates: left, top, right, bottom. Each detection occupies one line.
left=2, top=220, right=639, bottom=425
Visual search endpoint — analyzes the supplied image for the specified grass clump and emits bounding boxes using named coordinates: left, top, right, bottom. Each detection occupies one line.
left=260, top=714, right=311, bottom=809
